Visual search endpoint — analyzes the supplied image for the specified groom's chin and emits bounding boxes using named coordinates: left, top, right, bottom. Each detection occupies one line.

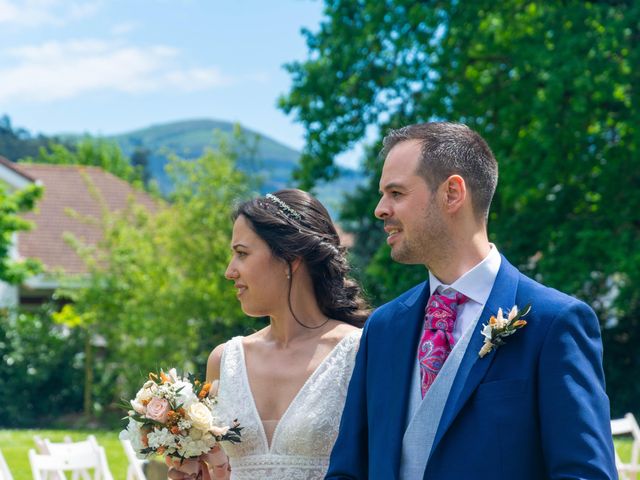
left=390, top=248, right=414, bottom=264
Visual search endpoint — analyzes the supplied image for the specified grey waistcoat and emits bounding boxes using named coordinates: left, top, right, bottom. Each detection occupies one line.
left=399, top=315, right=480, bottom=479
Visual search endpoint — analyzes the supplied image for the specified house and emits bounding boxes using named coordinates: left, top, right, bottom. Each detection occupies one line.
left=0, top=156, right=158, bottom=309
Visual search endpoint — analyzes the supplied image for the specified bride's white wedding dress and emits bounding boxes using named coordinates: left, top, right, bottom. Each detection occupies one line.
left=214, top=330, right=361, bottom=479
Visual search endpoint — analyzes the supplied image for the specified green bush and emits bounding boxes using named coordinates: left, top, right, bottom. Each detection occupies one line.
left=0, top=307, right=84, bottom=427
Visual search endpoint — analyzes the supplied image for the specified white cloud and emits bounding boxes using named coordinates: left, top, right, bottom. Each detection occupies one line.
left=0, top=0, right=101, bottom=27
left=111, top=21, right=137, bottom=36
left=0, top=39, right=234, bottom=102
left=164, top=67, right=232, bottom=91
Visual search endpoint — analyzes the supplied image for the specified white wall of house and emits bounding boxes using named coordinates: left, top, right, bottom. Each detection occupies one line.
left=0, top=232, right=20, bottom=308
left=0, top=281, right=18, bottom=308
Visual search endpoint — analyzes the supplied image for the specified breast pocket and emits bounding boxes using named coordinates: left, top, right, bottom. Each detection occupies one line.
left=474, top=378, right=527, bottom=401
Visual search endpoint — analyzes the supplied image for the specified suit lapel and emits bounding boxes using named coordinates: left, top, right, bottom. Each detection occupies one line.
left=387, top=280, right=430, bottom=475
left=428, top=257, right=520, bottom=462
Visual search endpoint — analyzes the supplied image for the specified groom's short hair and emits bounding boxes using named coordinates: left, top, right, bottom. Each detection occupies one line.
left=381, top=122, right=498, bottom=221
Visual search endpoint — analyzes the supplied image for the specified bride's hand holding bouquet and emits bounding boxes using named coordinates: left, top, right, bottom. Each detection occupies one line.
left=120, top=368, right=240, bottom=479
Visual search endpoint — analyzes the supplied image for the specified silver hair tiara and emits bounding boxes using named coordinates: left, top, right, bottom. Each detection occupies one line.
left=264, top=193, right=342, bottom=257
left=265, top=193, right=302, bottom=221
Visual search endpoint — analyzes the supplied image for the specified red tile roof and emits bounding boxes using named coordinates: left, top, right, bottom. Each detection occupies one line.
left=14, top=163, right=159, bottom=275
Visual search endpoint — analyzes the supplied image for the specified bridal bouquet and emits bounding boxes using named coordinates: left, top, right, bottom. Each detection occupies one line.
left=120, top=368, right=241, bottom=463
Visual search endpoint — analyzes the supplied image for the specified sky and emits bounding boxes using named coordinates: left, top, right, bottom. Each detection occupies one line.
left=0, top=1, right=364, bottom=165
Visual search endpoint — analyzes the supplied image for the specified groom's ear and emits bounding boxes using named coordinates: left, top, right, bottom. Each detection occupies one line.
left=442, top=174, right=466, bottom=214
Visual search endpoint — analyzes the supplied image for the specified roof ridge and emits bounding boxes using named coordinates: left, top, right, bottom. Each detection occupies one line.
left=0, top=155, right=38, bottom=181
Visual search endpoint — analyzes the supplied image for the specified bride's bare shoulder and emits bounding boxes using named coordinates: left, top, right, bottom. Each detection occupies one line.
left=206, top=343, right=226, bottom=382
left=325, top=320, right=361, bottom=345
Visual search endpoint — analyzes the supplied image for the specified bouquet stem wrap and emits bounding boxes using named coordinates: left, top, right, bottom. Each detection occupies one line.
left=167, top=450, right=221, bottom=480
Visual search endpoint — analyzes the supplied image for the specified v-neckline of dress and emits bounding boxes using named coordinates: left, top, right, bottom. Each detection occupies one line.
left=237, top=331, right=357, bottom=453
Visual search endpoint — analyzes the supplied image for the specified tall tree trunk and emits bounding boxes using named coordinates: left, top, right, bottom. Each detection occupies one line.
left=83, top=329, right=93, bottom=417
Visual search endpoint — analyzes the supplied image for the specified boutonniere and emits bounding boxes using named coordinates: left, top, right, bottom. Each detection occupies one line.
left=479, top=304, right=531, bottom=358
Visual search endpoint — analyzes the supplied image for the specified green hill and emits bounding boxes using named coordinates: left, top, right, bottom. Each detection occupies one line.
left=109, top=119, right=301, bottom=194
left=108, top=118, right=364, bottom=219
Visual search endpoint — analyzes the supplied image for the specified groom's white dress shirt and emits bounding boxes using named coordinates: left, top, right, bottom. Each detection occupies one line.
left=428, top=244, right=501, bottom=345
left=400, top=245, right=501, bottom=479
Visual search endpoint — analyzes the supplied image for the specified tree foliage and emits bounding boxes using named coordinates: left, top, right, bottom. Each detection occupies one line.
left=281, top=0, right=639, bottom=415
left=54, top=146, right=259, bottom=416
left=0, top=306, right=85, bottom=427
left=25, top=138, right=145, bottom=187
left=0, top=182, right=43, bottom=284
left=0, top=114, right=56, bottom=161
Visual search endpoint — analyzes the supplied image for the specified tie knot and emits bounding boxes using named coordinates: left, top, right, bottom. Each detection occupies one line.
left=424, top=291, right=468, bottom=332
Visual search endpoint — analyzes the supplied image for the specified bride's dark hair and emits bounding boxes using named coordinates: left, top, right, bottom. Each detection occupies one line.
left=233, top=189, right=369, bottom=328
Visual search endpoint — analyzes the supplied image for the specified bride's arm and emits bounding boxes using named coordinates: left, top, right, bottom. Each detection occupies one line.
left=206, top=343, right=231, bottom=478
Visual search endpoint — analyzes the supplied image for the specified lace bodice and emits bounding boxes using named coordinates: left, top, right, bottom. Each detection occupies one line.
left=214, top=330, right=361, bottom=480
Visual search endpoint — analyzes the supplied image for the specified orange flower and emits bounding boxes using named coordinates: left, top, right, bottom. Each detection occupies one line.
left=489, top=315, right=497, bottom=326
left=141, top=434, right=149, bottom=447
left=156, top=446, right=166, bottom=454
left=160, top=371, right=170, bottom=384
left=171, top=426, right=181, bottom=435
left=513, top=320, right=527, bottom=328
left=198, top=383, right=212, bottom=399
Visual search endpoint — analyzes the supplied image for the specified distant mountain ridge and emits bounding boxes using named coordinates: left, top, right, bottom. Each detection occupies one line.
left=109, top=119, right=301, bottom=194
left=0, top=115, right=363, bottom=219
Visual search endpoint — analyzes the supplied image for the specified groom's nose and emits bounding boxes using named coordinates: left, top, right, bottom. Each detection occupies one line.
left=375, top=196, right=390, bottom=219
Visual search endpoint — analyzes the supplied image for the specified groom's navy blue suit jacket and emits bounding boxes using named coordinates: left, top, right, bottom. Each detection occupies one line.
left=326, top=256, right=617, bottom=479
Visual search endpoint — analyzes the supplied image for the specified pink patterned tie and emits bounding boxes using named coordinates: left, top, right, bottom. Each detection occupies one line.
left=418, top=290, right=468, bottom=398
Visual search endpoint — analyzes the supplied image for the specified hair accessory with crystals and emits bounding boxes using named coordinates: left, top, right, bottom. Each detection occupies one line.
left=265, top=193, right=302, bottom=221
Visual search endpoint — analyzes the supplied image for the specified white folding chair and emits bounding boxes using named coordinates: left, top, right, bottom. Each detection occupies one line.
left=29, top=449, right=107, bottom=480
left=611, top=412, right=640, bottom=480
left=85, top=437, right=114, bottom=480
left=119, top=438, right=147, bottom=480
left=33, top=436, right=66, bottom=480
left=0, top=449, right=13, bottom=480
left=38, top=437, right=114, bottom=480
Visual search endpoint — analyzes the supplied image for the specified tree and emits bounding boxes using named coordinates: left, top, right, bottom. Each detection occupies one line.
left=0, top=182, right=43, bottom=284
left=0, top=114, right=56, bottom=161
left=54, top=145, right=259, bottom=417
left=281, top=0, right=640, bottom=415
left=130, top=147, right=152, bottom=186
left=26, top=138, right=144, bottom=187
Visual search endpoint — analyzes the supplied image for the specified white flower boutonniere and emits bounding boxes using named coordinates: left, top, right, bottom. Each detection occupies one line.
left=479, top=304, right=531, bottom=358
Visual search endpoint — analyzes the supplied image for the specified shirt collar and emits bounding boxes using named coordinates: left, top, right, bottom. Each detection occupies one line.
left=428, top=244, right=502, bottom=305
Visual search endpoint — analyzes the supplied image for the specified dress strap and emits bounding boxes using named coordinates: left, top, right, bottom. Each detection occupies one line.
left=218, top=337, right=245, bottom=404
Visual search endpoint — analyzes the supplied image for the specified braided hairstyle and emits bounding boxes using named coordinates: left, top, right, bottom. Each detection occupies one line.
left=233, top=189, right=369, bottom=328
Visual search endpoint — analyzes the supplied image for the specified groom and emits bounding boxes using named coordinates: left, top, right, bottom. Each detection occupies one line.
left=326, top=122, right=617, bottom=479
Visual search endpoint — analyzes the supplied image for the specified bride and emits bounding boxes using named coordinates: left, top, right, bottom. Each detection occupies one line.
left=207, top=189, right=369, bottom=479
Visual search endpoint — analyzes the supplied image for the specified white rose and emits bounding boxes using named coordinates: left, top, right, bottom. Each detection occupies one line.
left=130, top=399, right=146, bottom=415
left=131, top=383, right=156, bottom=414
left=187, top=402, right=213, bottom=431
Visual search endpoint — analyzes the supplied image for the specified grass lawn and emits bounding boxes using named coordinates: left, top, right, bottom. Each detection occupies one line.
left=0, top=429, right=635, bottom=478
left=0, top=429, right=128, bottom=480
